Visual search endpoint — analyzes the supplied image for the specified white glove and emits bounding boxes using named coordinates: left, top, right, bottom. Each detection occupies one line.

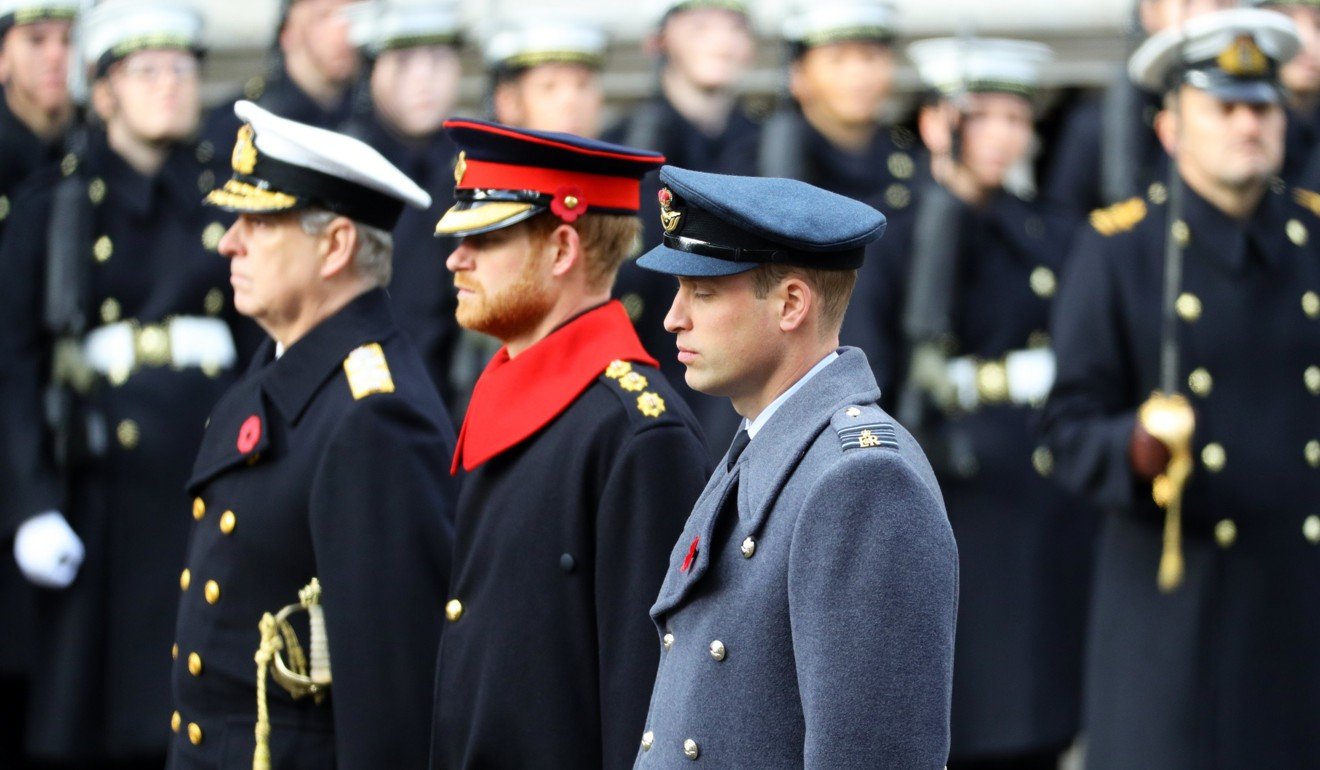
left=1006, top=348, right=1056, bottom=406
left=14, top=511, right=85, bottom=589
left=945, top=357, right=980, bottom=412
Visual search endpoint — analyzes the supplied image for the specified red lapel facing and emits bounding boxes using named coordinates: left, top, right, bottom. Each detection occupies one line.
left=450, top=301, right=658, bottom=474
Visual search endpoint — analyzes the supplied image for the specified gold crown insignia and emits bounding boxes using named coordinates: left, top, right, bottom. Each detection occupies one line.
left=232, top=124, right=258, bottom=175
left=1217, top=35, right=1268, bottom=78
left=658, top=187, right=682, bottom=234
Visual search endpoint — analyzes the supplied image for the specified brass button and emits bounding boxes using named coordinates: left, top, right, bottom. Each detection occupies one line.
left=188, top=652, right=203, bottom=676
left=171, top=711, right=181, bottom=733
left=197, top=169, right=215, bottom=194
left=116, top=419, right=140, bottom=450
left=445, top=599, right=463, bottom=622
left=1176, top=293, right=1202, bottom=323
left=709, top=640, right=726, bottom=662
left=1288, top=219, right=1309, bottom=246
left=201, top=222, right=226, bottom=252
left=1029, top=266, right=1056, bottom=299
left=976, top=360, right=1010, bottom=404
left=61, top=153, right=77, bottom=176
left=1304, top=516, right=1320, bottom=545
left=1306, top=366, right=1320, bottom=396
left=172, top=643, right=178, bottom=660
left=180, top=568, right=191, bottom=591
left=188, top=722, right=203, bottom=746
left=641, top=731, right=654, bottom=751
left=662, top=632, right=674, bottom=651
left=100, top=297, right=121, bottom=323
left=740, top=537, right=756, bottom=558
left=192, top=497, right=205, bottom=520
left=219, top=510, right=236, bottom=535
left=0, top=195, right=9, bottom=220
left=683, top=738, right=700, bottom=760
left=1304, top=291, right=1319, bottom=319
left=1202, top=443, right=1227, bottom=473
left=1147, top=181, right=1168, bottom=205
left=1171, top=219, right=1190, bottom=246
left=1032, top=446, right=1054, bottom=477
left=1188, top=368, right=1213, bottom=397
left=204, top=287, right=225, bottom=315
left=884, top=183, right=911, bottom=210
left=888, top=151, right=914, bottom=180
left=563, top=195, right=579, bottom=209
left=204, top=580, right=220, bottom=605
left=88, top=177, right=106, bottom=204
left=1307, top=440, right=1320, bottom=468
left=1215, top=519, right=1238, bottom=549
left=93, top=235, right=113, bottom=263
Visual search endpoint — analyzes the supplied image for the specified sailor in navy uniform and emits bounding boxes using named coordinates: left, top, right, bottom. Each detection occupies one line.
left=430, top=120, right=710, bottom=769
left=890, top=37, right=1097, bottom=770
left=483, top=19, right=608, bottom=138
left=0, top=3, right=252, bottom=766
left=343, top=0, right=464, bottom=411
left=168, top=100, right=455, bottom=770
left=632, top=166, right=958, bottom=768
left=1041, top=9, right=1320, bottom=767
left=1255, top=0, right=1320, bottom=182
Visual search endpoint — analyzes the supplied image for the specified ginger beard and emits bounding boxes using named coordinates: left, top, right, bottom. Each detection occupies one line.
left=453, top=241, right=556, bottom=343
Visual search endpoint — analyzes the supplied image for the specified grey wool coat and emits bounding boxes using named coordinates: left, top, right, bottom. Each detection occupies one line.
left=634, top=347, right=959, bottom=768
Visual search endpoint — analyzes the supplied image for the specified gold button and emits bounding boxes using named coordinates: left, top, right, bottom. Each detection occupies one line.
left=662, top=632, right=674, bottom=651
left=1171, top=219, right=1190, bottom=246
left=172, top=642, right=178, bottom=660
left=641, top=731, right=654, bottom=751
left=180, top=568, right=191, bottom=591
left=1304, top=516, right=1320, bottom=545
left=116, top=419, right=140, bottom=450
left=563, top=195, right=579, bottom=209
left=1288, top=219, right=1309, bottom=246
left=197, top=169, right=215, bottom=194
left=888, top=151, right=914, bottom=179
left=201, top=222, right=226, bottom=252
left=192, top=497, right=205, bottom=520
left=204, top=287, right=225, bottom=316
left=188, top=652, right=203, bottom=676
left=60, top=153, right=77, bottom=176
left=171, top=711, right=181, bottom=733
left=1307, top=440, right=1320, bottom=468
left=1202, top=443, right=1227, bottom=473
left=1147, top=181, right=1168, bottom=205
left=1188, top=368, right=1213, bottom=397
left=0, top=195, right=9, bottom=220
left=204, top=580, right=220, bottom=605
left=1176, top=293, right=1202, bottom=323
left=976, top=360, right=1010, bottom=404
left=1306, top=366, right=1320, bottom=396
left=709, top=640, right=726, bottom=662
left=93, top=235, right=113, bottom=263
left=1215, top=519, right=1238, bottom=549
left=1029, top=266, right=1056, bottom=299
left=88, top=177, right=106, bottom=205
left=219, top=510, right=236, bottom=535
left=884, top=183, right=911, bottom=210
left=1032, top=446, right=1054, bottom=477
left=740, top=537, right=756, bottom=558
left=100, top=297, right=121, bottom=323
left=683, top=738, right=700, bottom=760
left=1304, top=291, right=1319, bottom=319
left=188, top=722, right=203, bottom=746
left=445, top=599, right=463, bottom=622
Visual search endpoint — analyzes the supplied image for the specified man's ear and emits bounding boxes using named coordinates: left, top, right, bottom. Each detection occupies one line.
left=546, top=222, right=583, bottom=279
left=492, top=81, right=521, bottom=126
left=787, top=61, right=807, bottom=103
left=1153, top=95, right=1179, bottom=156
left=90, top=78, right=115, bottom=124
left=777, top=275, right=812, bottom=333
left=318, top=216, right=360, bottom=279
left=917, top=104, right=952, bottom=157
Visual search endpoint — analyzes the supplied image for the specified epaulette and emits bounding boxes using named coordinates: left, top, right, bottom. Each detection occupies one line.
left=1293, top=188, right=1320, bottom=218
left=1089, top=197, right=1148, bottom=237
left=343, top=343, right=394, bottom=400
left=832, top=404, right=899, bottom=452
left=603, top=359, right=667, bottom=419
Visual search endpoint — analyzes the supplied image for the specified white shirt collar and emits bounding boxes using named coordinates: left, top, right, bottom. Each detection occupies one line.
left=743, top=351, right=840, bottom=440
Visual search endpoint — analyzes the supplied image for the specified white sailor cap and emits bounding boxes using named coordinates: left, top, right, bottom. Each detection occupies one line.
left=654, top=0, right=748, bottom=24
left=482, top=19, right=607, bottom=72
left=204, top=100, right=431, bottom=231
left=80, top=0, right=204, bottom=77
left=908, top=37, right=1054, bottom=98
left=1129, top=7, right=1300, bottom=102
left=0, top=0, right=78, bottom=33
left=782, top=0, right=897, bottom=49
left=345, top=0, right=462, bottom=55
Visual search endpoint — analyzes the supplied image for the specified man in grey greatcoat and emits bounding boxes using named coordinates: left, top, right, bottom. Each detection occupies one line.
left=630, top=165, right=959, bottom=768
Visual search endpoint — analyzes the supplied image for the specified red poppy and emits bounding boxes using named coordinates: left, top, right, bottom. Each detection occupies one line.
left=549, top=185, right=587, bottom=222
left=681, top=536, right=700, bottom=573
left=237, top=415, right=262, bottom=454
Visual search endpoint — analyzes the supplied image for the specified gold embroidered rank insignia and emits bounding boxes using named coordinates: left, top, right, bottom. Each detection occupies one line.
left=637, top=391, right=666, bottom=418
left=658, top=188, right=682, bottom=233
left=1089, top=197, right=1148, bottom=237
left=605, top=360, right=633, bottom=379
left=1294, top=188, right=1320, bottom=218
left=1218, top=35, right=1268, bottom=78
left=619, top=372, right=649, bottom=392
left=232, top=124, right=258, bottom=175
left=344, top=343, right=395, bottom=400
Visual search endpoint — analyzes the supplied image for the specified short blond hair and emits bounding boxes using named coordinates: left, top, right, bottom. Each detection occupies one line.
left=525, top=212, right=641, bottom=292
left=749, top=264, right=858, bottom=332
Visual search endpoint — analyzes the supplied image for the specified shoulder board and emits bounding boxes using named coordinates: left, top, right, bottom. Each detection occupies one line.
left=343, top=342, right=394, bottom=401
left=1088, top=197, right=1148, bottom=237
left=602, top=359, right=667, bottom=419
left=1293, top=188, right=1320, bottom=218
left=832, top=404, right=899, bottom=452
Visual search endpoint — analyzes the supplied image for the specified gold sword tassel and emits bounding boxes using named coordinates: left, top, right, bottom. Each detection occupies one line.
left=1139, top=392, right=1196, bottom=593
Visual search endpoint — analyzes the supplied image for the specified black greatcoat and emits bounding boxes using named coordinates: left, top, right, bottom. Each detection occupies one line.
left=0, top=131, right=249, bottom=762
left=1041, top=182, right=1320, bottom=769
left=168, top=289, right=456, bottom=770
left=432, top=305, right=711, bottom=770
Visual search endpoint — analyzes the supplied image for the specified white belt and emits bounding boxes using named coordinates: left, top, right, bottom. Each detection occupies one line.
left=82, top=316, right=237, bottom=380
left=946, top=347, right=1055, bottom=411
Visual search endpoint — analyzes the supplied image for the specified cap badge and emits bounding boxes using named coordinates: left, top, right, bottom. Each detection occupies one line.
left=232, top=124, right=258, bottom=175
left=453, top=151, right=467, bottom=185
left=658, top=187, right=682, bottom=233
left=550, top=185, right=587, bottom=223
left=1218, top=35, right=1268, bottom=78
